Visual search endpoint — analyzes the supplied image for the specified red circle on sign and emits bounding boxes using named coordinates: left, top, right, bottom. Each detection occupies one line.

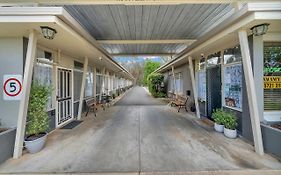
left=3, top=78, right=22, bottom=97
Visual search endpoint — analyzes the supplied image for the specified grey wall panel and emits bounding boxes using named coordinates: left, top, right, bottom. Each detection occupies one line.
left=0, top=37, right=23, bottom=128
left=74, top=71, right=83, bottom=101
left=199, top=101, right=206, bottom=117
left=73, top=102, right=79, bottom=118
left=0, top=128, right=16, bottom=164
left=47, top=110, right=56, bottom=132
left=261, top=124, right=281, bottom=159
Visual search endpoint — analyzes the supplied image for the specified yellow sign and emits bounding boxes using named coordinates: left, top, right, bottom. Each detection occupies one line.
left=264, top=83, right=281, bottom=89
left=264, top=76, right=281, bottom=89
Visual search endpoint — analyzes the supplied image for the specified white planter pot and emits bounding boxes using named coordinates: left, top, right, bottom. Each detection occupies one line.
left=214, top=123, right=224, bottom=133
left=224, top=127, right=237, bottom=139
left=24, top=133, right=47, bottom=154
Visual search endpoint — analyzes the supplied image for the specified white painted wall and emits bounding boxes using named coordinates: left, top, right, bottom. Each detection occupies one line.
left=172, top=64, right=194, bottom=98
left=0, top=37, right=24, bottom=128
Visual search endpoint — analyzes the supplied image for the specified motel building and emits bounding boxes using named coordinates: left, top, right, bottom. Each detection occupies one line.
left=0, top=0, right=280, bottom=173
left=0, top=4, right=133, bottom=163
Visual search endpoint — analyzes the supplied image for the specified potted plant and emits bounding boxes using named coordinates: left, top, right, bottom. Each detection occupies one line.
left=24, top=82, right=50, bottom=154
left=212, top=108, right=224, bottom=133
left=223, top=112, right=238, bottom=139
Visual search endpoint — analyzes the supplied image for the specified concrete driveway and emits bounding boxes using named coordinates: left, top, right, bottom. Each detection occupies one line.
left=0, top=86, right=281, bottom=174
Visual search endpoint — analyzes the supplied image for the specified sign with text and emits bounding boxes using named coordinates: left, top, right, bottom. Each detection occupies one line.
left=3, top=75, right=22, bottom=100
left=264, top=76, right=281, bottom=89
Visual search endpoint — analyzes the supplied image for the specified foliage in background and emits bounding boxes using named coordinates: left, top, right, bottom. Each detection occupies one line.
left=26, top=82, right=51, bottom=136
left=128, top=62, right=145, bottom=85
left=143, top=60, right=161, bottom=85
left=212, top=108, right=237, bottom=130
left=147, top=73, right=166, bottom=98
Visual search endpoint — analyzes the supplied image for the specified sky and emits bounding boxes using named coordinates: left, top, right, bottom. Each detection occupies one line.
left=113, top=56, right=164, bottom=64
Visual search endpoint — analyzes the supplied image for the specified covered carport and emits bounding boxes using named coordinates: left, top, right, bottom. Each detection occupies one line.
left=0, top=0, right=281, bottom=174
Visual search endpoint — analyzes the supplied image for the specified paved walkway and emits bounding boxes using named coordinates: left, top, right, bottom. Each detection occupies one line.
left=0, top=87, right=281, bottom=174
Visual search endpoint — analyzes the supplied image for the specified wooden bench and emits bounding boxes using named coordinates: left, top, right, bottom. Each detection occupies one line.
left=170, top=96, right=189, bottom=112
left=85, top=98, right=105, bottom=117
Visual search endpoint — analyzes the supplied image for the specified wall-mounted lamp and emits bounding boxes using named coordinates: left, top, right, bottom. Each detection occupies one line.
left=40, top=26, right=57, bottom=40
left=99, top=56, right=103, bottom=61
left=250, top=23, right=270, bottom=36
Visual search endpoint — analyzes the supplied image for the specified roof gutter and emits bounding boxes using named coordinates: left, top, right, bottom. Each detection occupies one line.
left=155, top=2, right=281, bottom=73
left=0, top=6, right=134, bottom=80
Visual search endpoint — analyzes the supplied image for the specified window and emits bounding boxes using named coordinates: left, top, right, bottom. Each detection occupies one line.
left=222, top=46, right=243, bottom=110
left=34, top=49, right=53, bottom=110
left=197, top=71, right=206, bottom=101
left=175, top=72, right=183, bottom=94
left=223, top=64, right=243, bottom=109
left=264, top=43, right=281, bottom=111
left=207, top=52, right=221, bottom=67
left=85, top=66, right=93, bottom=97
left=224, top=46, right=242, bottom=64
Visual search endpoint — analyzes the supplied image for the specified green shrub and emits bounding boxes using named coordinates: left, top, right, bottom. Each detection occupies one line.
left=223, top=112, right=238, bottom=130
left=26, top=82, right=51, bottom=137
left=147, top=73, right=165, bottom=98
left=212, top=108, right=224, bottom=125
left=212, top=108, right=237, bottom=130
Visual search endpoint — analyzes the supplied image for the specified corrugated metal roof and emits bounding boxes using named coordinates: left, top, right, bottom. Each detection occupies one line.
left=64, top=4, right=234, bottom=55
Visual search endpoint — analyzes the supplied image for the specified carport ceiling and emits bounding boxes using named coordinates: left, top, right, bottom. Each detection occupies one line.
left=64, top=4, right=234, bottom=56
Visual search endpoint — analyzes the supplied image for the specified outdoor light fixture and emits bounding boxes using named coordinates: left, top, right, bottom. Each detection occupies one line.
left=99, top=56, right=103, bottom=60
left=251, top=23, right=270, bottom=36
left=40, top=26, right=57, bottom=40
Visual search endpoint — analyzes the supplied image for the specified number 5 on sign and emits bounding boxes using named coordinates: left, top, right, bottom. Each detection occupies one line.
left=3, top=75, right=22, bottom=100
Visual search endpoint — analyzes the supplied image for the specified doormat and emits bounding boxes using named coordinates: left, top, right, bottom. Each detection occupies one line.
left=61, top=121, right=83, bottom=129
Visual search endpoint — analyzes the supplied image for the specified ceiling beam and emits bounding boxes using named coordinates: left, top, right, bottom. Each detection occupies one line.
left=98, top=39, right=196, bottom=45
left=111, top=53, right=176, bottom=57
left=0, top=0, right=268, bottom=5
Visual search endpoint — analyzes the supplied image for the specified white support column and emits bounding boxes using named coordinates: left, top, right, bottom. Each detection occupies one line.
left=238, top=30, right=264, bottom=155
left=188, top=56, right=201, bottom=119
left=100, top=67, right=105, bottom=101
left=107, top=71, right=110, bottom=95
left=13, top=30, right=37, bottom=159
left=172, top=66, right=177, bottom=98
left=113, top=73, right=116, bottom=92
left=93, top=66, right=97, bottom=99
left=77, top=56, right=88, bottom=120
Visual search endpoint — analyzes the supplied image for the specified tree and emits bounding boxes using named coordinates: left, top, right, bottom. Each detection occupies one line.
left=143, top=60, right=161, bottom=85
left=147, top=73, right=166, bottom=98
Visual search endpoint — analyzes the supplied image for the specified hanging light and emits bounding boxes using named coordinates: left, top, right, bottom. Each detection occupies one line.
left=40, top=26, right=57, bottom=40
left=250, top=23, right=270, bottom=36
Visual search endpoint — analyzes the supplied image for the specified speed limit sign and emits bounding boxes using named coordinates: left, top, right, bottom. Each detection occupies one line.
left=3, top=75, right=22, bottom=100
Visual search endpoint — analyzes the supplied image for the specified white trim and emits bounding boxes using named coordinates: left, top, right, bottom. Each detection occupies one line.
left=188, top=56, right=200, bottom=119
left=155, top=2, right=281, bottom=73
left=263, top=33, right=281, bottom=42
left=77, top=57, right=88, bottom=120
left=0, top=0, right=273, bottom=5
left=0, top=15, right=56, bottom=22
